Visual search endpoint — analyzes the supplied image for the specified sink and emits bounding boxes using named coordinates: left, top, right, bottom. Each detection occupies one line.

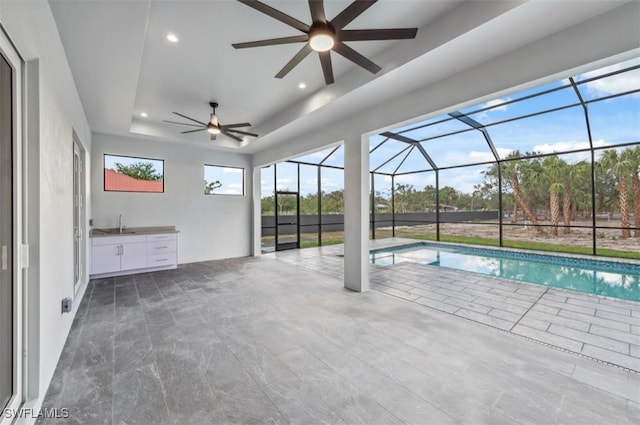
left=93, top=228, right=136, bottom=235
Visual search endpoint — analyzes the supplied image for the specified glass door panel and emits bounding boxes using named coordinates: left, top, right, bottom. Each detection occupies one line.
left=0, top=52, right=13, bottom=410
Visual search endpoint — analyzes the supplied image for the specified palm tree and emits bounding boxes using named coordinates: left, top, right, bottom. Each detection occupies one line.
left=502, top=152, right=542, bottom=232
left=600, top=149, right=633, bottom=238
left=628, top=146, right=640, bottom=237
left=521, top=157, right=546, bottom=225
left=562, top=161, right=588, bottom=234
left=540, top=155, right=566, bottom=236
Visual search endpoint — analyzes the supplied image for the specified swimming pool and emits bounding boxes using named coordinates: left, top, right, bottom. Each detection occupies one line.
left=370, top=242, right=640, bottom=302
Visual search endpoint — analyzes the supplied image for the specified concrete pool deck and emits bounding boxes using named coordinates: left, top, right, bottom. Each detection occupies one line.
left=272, top=238, right=640, bottom=373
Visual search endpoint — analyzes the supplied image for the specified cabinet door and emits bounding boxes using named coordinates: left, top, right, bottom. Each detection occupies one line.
left=92, top=244, right=121, bottom=274
left=120, top=242, right=148, bottom=271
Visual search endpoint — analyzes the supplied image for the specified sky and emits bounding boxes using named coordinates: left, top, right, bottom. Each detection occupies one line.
left=104, top=154, right=164, bottom=176
left=204, top=165, right=244, bottom=195
left=263, top=57, right=640, bottom=197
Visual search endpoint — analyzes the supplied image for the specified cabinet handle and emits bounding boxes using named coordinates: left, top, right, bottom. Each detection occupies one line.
left=156, top=258, right=168, bottom=262
left=155, top=246, right=168, bottom=249
left=120, top=245, right=124, bottom=255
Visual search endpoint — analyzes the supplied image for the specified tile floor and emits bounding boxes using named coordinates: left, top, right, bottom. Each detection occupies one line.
left=275, top=238, right=640, bottom=373
left=39, top=246, right=640, bottom=424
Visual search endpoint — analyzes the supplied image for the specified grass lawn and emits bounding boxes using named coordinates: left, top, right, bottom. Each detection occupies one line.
left=265, top=231, right=640, bottom=260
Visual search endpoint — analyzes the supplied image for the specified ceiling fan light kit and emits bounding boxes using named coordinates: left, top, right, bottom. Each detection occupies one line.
left=164, top=102, right=257, bottom=142
left=309, top=26, right=335, bottom=52
left=232, top=0, right=418, bottom=85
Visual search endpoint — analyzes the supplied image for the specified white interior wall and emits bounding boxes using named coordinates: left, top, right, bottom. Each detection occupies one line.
left=91, top=133, right=252, bottom=264
left=0, top=0, right=92, bottom=413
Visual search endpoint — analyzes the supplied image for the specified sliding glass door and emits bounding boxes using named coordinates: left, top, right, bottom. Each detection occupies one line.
left=0, top=51, right=13, bottom=411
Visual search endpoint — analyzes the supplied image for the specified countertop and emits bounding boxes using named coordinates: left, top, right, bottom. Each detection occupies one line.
left=90, top=225, right=178, bottom=238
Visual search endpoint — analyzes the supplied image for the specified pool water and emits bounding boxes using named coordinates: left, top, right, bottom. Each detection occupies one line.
left=370, top=243, right=640, bottom=302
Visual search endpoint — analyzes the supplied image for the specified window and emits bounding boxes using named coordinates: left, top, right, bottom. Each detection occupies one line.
left=104, top=154, right=164, bottom=193
left=204, top=164, right=244, bottom=195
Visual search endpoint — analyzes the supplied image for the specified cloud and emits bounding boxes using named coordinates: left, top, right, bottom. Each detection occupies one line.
left=482, top=98, right=511, bottom=111
left=532, top=139, right=609, bottom=154
left=222, top=167, right=243, bottom=174
left=580, top=57, right=640, bottom=98
left=467, top=147, right=514, bottom=162
left=441, top=168, right=486, bottom=193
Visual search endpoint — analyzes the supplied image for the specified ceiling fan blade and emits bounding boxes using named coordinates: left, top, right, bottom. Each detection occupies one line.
left=333, top=42, right=381, bottom=74
left=308, top=0, right=326, bottom=23
left=319, top=51, right=334, bottom=85
left=275, top=43, right=313, bottom=79
left=330, top=0, right=377, bottom=30
left=237, top=0, right=310, bottom=33
left=225, top=129, right=259, bottom=137
left=339, top=28, right=417, bottom=42
left=172, top=112, right=208, bottom=126
left=232, top=35, right=308, bottom=49
left=181, top=128, right=207, bottom=134
left=222, top=130, right=243, bottom=142
left=163, top=120, right=202, bottom=128
left=223, top=122, right=252, bottom=128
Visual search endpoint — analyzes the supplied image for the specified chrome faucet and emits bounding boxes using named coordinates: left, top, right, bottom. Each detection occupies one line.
left=118, top=214, right=123, bottom=233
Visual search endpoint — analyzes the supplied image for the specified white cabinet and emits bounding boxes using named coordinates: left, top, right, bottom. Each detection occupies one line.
left=91, top=244, right=121, bottom=275
left=146, top=233, right=177, bottom=268
left=120, top=242, right=148, bottom=271
left=91, top=232, right=178, bottom=277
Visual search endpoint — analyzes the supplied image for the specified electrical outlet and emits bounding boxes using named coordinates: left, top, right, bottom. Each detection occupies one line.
left=61, top=297, right=72, bottom=313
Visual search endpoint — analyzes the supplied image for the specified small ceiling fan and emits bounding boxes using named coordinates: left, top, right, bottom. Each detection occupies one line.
left=163, top=102, right=258, bottom=142
left=232, top=0, right=418, bottom=85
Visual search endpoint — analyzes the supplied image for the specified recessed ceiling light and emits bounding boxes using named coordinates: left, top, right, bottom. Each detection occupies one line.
left=140, top=112, right=148, bottom=118
left=298, top=82, right=307, bottom=89
left=166, top=33, right=179, bottom=43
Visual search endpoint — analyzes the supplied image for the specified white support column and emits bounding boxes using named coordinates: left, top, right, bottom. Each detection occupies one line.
left=252, top=166, right=262, bottom=256
left=343, top=133, right=369, bottom=292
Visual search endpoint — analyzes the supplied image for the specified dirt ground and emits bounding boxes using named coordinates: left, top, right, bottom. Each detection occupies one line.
left=389, top=219, right=640, bottom=252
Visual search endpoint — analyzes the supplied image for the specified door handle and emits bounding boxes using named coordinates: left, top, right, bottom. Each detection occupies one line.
left=1, top=245, right=6, bottom=270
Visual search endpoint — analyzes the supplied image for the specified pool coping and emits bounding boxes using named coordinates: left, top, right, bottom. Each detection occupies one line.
left=371, top=239, right=640, bottom=267
left=370, top=240, right=640, bottom=303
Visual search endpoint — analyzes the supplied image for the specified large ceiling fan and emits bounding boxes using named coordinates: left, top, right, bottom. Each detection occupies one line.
left=163, top=102, right=258, bottom=142
left=232, top=0, right=418, bottom=85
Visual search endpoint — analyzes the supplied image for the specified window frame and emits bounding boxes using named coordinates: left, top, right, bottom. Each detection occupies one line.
left=203, top=163, right=245, bottom=196
left=103, top=153, right=165, bottom=193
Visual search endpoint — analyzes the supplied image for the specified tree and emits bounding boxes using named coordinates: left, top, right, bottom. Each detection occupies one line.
left=204, top=179, right=222, bottom=194
left=261, top=195, right=275, bottom=216
left=628, top=146, right=640, bottom=237
left=540, top=155, right=566, bottom=236
left=501, top=152, right=542, bottom=232
left=114, top=161, right=162, bottom=181
left=321, top=190, right=344, bottom=214
left=562, top=161, right=588, bottom=233
left=600, top=149, right=633, bottom=238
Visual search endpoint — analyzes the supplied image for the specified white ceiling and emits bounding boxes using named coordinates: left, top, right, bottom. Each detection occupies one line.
left=49, top=0, right=633, bottom=154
